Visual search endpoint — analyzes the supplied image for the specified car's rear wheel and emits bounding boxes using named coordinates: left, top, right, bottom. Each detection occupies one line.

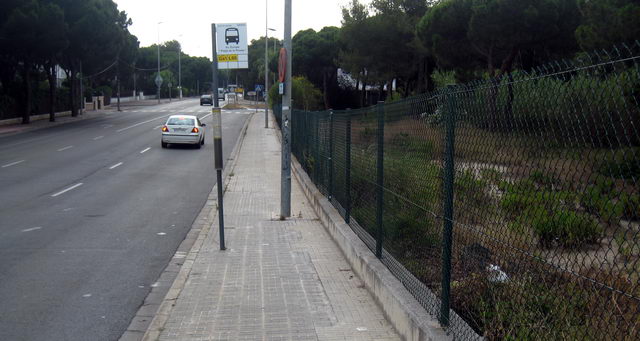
left=161, top=141, right=168, bottom=148
left=201, top=137, right=205, bottom=145
left=195, top=141, right=201, bottom=149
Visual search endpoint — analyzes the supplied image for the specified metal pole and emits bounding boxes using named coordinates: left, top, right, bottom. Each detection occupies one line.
left=375, top=102, right=384, bottom=259
left=116, top=60, right=121, bottom=112
left=440, top=85, right=457, bottom=327
left=157, top=23, right=161, bottom=104
left=345, top=109, right=351, bottom=224
left=211, top=23, right=225, bottom=251
left=280, top=0, right=292, bottom=218
left=178, top=40, right=182, bottom=100
left=265, top=0, right=269, bottom=128
left=328, top=110, right=334, bottom=201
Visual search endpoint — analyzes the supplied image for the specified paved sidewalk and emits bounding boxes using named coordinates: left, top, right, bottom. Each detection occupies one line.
left=156, top=113, right=400, bottom=340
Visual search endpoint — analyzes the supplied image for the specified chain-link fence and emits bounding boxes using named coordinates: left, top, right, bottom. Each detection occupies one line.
left=276, top=42, right=640, bottom=340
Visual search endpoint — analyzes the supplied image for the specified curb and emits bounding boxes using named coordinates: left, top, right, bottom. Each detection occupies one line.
left=119, top=111, right=254, bottom=341
left=269, top=112, right=450, bottom=341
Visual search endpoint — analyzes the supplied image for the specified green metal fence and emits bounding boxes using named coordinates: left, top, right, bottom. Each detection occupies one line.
left=277, top=42, right=640, bottom=340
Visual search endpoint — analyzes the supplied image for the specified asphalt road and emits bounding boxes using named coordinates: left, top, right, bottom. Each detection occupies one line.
left=0, top=99, right=250, bottom=341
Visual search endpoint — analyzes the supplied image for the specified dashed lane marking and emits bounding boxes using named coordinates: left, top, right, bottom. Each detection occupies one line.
left=109, top=162, right=123, bottom=169
left=57, top=146, right=73, bottom=152
left=2, top=160, right=25, bottom=168
left=51, top=183, right=83, bottom=197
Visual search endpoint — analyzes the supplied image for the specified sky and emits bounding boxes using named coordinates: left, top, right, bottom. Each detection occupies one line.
left=113, top=0, right=372, bottom=59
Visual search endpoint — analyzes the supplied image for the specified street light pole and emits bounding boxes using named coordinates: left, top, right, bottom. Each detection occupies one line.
left=178, top=34, right=183, bottom=100
left=265, top=0, right=269, bottom=128
left=157, top=22, right=163, bottom=104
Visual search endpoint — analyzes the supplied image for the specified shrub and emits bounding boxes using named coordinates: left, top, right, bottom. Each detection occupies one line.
left=525, top=207, right=602, bottom=247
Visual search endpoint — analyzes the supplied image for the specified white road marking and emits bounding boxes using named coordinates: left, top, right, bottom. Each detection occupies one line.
left=157, top=232, right=166, bottom=236
left=51, top=183, right=83, bottom=197
left=57, top=145, right=73, bottom=152
left=200, top=113, right=212, bottom=120
left=140, top=147, right=151, bottom=154
left=22, top=227, right=42, bottom=233
left=109, top=162, right=123, bottom=169
left=93, top=136, right=104, bottom=140
left=2, top=160, right=25, bottom=168
left=102, top=124, right=114, bottom=129
left=82, top=294, right=92, bottom=298
left=116, top=115, right=168, bottom=132
left=153, top=125, right=162, bottom=130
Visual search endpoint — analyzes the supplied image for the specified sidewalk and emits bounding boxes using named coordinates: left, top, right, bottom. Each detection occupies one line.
left=150, top=113, right=400, bottom=340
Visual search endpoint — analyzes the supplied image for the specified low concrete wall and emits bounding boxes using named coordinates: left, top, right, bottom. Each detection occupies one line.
left=0, top=111, right=72, bottom=126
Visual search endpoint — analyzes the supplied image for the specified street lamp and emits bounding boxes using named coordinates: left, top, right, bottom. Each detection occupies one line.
left=157, top=21, right=163, bottom=104
left=269, top=28, right=276, bottom=54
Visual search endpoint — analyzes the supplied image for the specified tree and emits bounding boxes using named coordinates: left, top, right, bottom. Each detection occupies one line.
left=293, top=27, right=340, bottom=109
left=3, top=0, right=67, bottom=123
left=576, top=0, right=640, bottom=50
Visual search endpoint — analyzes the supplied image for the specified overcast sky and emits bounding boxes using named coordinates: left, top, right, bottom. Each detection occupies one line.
left=113, top=0, right=372, bottom=59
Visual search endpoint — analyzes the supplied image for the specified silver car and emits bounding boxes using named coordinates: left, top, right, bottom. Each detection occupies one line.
left=161, top=115, right=206, bottom=149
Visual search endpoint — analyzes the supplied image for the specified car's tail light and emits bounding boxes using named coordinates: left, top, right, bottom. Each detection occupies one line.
left=161, top=125, right=169, bottom=132
left=191, top=127, right=199, bottom=133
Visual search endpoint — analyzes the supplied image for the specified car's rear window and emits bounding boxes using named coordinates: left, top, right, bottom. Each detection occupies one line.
left=167, top=117, right=195, bottom=126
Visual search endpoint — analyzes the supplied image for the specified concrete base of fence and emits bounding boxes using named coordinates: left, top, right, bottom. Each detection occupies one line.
left=285, top=131, right=450, bottom=340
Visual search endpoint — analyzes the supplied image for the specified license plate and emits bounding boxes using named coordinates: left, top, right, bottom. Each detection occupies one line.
left=174, top=128, right=186, bottom=132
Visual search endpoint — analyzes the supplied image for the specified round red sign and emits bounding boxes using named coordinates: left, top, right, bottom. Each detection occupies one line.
left=278, top=48, right=287, bottom=83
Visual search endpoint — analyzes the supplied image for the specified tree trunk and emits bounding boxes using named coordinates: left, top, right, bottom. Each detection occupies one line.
left=417, top=57, right=424, bottom=94
left=322, top=70, right=329, bottom=110
left=69, top=63, right=78, bottom=117
left=360, top=69, right=367, bottom=107
left=48, top=64, right=56, bottom=122
left=22, top=62, right=32, bottom=124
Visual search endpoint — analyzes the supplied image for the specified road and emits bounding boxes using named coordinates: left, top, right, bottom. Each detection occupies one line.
left=0, top=99, right=250, bottom=341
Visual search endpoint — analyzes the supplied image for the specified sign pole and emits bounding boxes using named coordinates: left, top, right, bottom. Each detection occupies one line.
left=280, top=0, right=292, bottom=218
left=211, top=23, right=225, bottom=251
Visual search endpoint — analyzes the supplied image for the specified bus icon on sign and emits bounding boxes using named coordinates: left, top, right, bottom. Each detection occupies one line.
left=225, top=28, right=239, bottom=44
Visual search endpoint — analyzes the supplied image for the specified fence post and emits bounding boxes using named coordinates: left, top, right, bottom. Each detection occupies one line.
left=345, top=109, right=352, bottom=224
left=328, top=110, right=334, bottom=201
left=440, top=85, right=457, bottom=327
left=376, top=102, right=385, bottom=259
left=314, top=113, right=319, bottom=183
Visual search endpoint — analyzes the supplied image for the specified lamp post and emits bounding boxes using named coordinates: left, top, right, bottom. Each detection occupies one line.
left=178, top=34, right=183, bottom=100
left=157, top=21, right=163, bottom=104
left=265, top=0, right=269, bottom=128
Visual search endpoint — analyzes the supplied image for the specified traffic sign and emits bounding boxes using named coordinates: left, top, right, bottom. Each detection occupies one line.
left=216, top=23, right=248, bottom=69
left=155, top=74, right=163, bottom=88
left=255, top=85, right=264, bottom=92
left=278, top=48, right=287, bottom=83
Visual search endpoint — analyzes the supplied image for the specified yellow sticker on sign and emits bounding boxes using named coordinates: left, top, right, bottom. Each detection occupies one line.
left=218, top=54, right=238, bottom=62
